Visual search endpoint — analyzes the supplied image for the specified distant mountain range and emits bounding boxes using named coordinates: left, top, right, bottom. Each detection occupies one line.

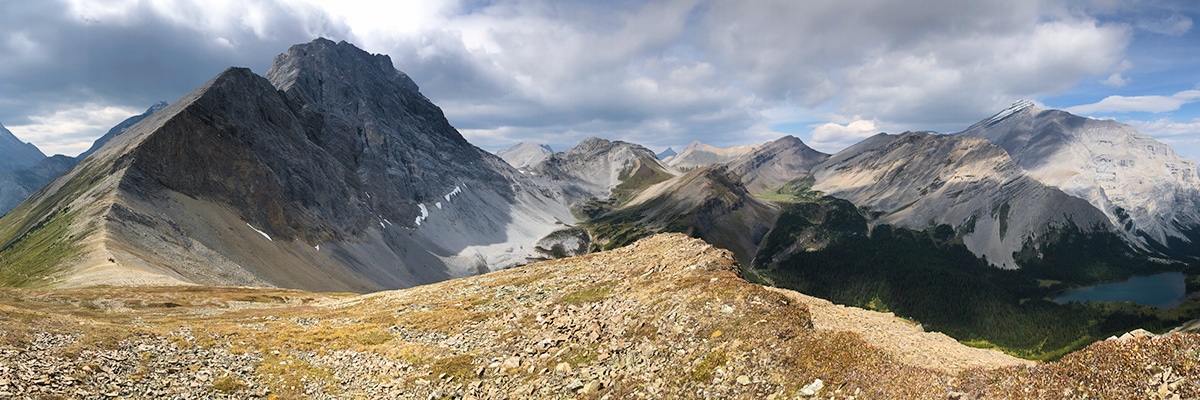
left=2, top=39, right=1197, bottom=297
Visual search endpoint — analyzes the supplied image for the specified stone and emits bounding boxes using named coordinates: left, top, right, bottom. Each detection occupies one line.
left=799, top=379, right=823, bottom=397
left=501, top=356, right=521, bottom=371
left=581, top=380, right=601, bottom=394
left=554, top=363, right=572, bottom=373
left=736, top=375, right=750, bottom=385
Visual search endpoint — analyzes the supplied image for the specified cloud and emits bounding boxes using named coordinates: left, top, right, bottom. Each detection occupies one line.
left=1102, top=73, right=1130, bottom=87
left=1066, top=90, right=1200, bottom=114
left=1138, top=13, right=1193, bottom=36
left=0, top=0, right=1179, bottom=157
left=696, top=0, right=1131, bottom=131
left=809, top=120, right=880, bottom=152
left=0, top=0, right=352, bottom=149
left=1125, top=118, right=1200, bottom=138
left=5, top=103, right=141, bottom=156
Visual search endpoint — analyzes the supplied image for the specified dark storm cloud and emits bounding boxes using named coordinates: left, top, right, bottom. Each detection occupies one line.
left=0, top=0, right=351, bottom=126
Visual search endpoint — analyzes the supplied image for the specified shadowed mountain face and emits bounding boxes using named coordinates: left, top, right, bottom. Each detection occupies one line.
left=0, top=39, right=573, bottom=292
left=959, top=101, right=1200, bottom=260
left=591, top=165, right=779, bottom=265
left=0, top=123, right=45, bottom=172
left=1, top=103, right=166, bottom=217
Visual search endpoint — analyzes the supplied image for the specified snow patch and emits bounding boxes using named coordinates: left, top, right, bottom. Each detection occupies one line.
left=415, top=203, right=430, bottom=226
left=246, top=223, right=272, bottom=241
left=444, top=186, right=463, bottom=202
left=435, top=202, right=442, bottom=209
left=986, top=100, right=1036, bottom=125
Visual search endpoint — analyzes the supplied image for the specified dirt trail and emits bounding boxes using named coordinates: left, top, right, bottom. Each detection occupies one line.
left=767, top=287, right=1034, bottom=374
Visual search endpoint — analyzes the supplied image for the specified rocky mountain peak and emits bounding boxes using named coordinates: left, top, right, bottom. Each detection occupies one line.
left=496, top=142, right=553, bottom=169
left=959, top=103, right=1200, bottom=258
left=979, top=99, right=1040, bottom=127
left=665, top=140, right=758, bottom=169
left=0, top=122, right=46, bottom=172
left=727, top=135, right=829, bottom=195
left=568, top=137, right=620, bottom=154
left=267, top=38, right=419, bottom=94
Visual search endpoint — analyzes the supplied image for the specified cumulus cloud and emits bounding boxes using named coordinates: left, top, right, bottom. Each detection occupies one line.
left=809, top=120, right=880, bottom=152
left=0, top=0, right=1188, bottom=157
left=5, top=103, right=141, bottom=156
left=0, top=0, right=351, bottom=148
left=1126, top=118, right=1200, bottom=138
left=1066, top=90, right=1200, bottom=114
left=1102, top=73, right=1130, bottom=87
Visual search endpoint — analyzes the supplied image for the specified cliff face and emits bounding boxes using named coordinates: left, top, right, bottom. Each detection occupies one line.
left=959, top=101, right=1200, bottom=259
left=0, top=39, right=575, bottom=292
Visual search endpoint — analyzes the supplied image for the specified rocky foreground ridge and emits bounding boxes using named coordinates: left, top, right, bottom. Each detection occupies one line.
left=1, top=234, right=1196, bottom=399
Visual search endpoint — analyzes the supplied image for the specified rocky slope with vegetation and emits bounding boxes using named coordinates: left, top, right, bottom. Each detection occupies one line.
left=1, top=234, right=1196, bottom=399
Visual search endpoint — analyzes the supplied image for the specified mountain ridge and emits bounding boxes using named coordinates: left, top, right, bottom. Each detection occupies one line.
left=960, top=100, right=1200, bottom=260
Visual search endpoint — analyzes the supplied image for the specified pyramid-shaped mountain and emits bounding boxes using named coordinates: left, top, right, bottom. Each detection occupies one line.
left=0, top=39, right=574, bottom=291
left=0, top=123, right=46, bottom=172
left=959, top=101, right=1200, bottom=259
left=811, top=132, right=1116, bottom=268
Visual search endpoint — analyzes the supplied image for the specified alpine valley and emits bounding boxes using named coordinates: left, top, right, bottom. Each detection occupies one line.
left=2, top=39, right=1200, bottom=398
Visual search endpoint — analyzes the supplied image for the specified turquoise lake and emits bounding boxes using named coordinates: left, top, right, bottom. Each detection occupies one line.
left=1053, top=272, right=1186, bottom=310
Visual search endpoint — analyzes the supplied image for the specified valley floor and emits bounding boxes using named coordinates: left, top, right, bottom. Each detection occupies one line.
left=1, top=234, right=1198, bottom=399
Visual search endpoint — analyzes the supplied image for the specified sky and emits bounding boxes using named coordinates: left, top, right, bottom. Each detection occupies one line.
left=1, top=0, right=1198, bottom=161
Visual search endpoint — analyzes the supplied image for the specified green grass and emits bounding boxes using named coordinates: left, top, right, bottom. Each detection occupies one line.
left=0, top=207, right=84, bottom=287
left=690, top=349, right=728, bottom=382
left=755, top=176, right=822, bottom=203
left=610, top=157, right=673, bottom=204
left=560, top=281, right=616, bottom=304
